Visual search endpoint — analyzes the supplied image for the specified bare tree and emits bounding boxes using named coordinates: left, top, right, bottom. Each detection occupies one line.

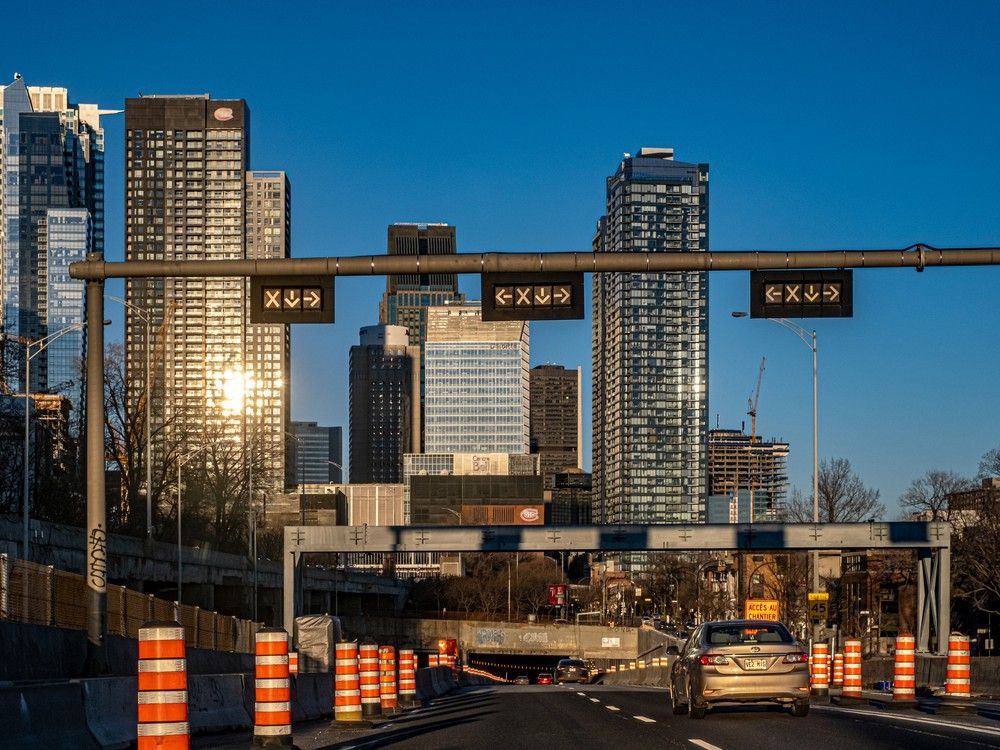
left=784, top=458, right=885, bottom=522
left=899, top=470, right=972, bottom=521
left=517, top=556, right=562, bottom=617
left=978, top=447, right=1000, bottom=479
left=953, top=494, right=1000, bottom=617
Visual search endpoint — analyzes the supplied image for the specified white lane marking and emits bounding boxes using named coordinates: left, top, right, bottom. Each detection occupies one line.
left=688, top=741, right=722, bottom=750
left=577, top=692, right=586, bottom=696
left=589, top=697, right=601, bottom=703
left=814, top=704, right=1000, bottom=739
left=634, top=715, right=656, bottom=723
left=606, top=705, right=620, bottom=711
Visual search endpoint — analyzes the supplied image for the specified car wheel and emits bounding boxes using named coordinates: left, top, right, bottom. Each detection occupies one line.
left=687, top=681, right=706, bottom=719
left=791, top=700, right=810, bottom=717
left=669, top=682, right=686, bottom=715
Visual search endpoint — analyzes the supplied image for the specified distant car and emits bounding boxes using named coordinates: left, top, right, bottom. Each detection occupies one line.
left=555, top=658, right=589, bottom=684
left=537, top=673, right=554, bottom=685
left=513, top=675, right=530, bottom=685
left=668, top=619, right=810, bottom=719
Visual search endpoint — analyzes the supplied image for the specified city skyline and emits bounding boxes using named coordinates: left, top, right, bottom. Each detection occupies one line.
left=4, top=1, right=999, bottom=517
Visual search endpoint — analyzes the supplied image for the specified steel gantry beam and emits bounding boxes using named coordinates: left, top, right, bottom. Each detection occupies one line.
left=69, top=246, right=990, bottom=650
left=281, top=522, right=951, bottom=652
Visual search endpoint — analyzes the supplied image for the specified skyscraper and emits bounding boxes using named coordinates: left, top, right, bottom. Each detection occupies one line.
left=707, top=428, right=789, bottom=520
left=348, top=324, right=420, bottom=483
left=592, top=148, right=709, bottom=533
left=424, top=303, right=529, bottom=454
left=124, top=96, right=289, bottom=491
left=379, top=223, right=464, bottom=449
left=288, top=421, right=343, bottom=486
left=1, top=76, right=109, bottom=421
left=529, top=364, right=582, bottom=487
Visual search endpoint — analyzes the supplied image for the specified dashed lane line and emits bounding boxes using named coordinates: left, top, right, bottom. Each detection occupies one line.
left=606, top=706, right=620, bottom=711
left=589, top=697, right=601, bottom=703
left=633, top=715, right=656, bottom=723
left=688, top=740, right=722, bottom=750
left=577, top=692, right=587, bottom=696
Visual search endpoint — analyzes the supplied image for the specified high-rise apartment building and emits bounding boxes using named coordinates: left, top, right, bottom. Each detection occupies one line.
left=379, top=223, right=464, bottom=449
left=529, top=364, right=582, bottom=488
left=424, top=303, right=530, bottom=455
left=592, top=148, right=709, bottom=535
left=124, top=95, right=289, bottom=491
left=1, top=75, right=109, bottom=427
left=288, top=421, right=343, bottom=486
left=707, top=429, right=789, bottom=520
left=348, top=324, right=420, bottom=483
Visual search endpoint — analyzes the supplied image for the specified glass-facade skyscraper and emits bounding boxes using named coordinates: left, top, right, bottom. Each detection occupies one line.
left=0, top=75, right=108, bottom=430
left=424, top=303, right=530, bottom=454
left=592, top=148, right=709, bottom=535
left=379, top=223, right=465, bottom=450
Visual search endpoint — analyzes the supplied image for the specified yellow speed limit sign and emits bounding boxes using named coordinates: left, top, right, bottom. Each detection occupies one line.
left=808, top=592, right=829, bottom=623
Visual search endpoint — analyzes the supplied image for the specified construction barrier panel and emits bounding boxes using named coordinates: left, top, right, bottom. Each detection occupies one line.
left=810, top=642, right=829, bottom=697
left=832, top=653, right=844, bottom=687
left=427, top=654, right=439, bottom=667
left=399, top=648, right=417, bottom=708
left=359, top=641, right=381, bottom=719
left=842, top=640, right=862, bottom=699
left=253, top=628, right=292, bottom=747
left=335, top=641, right=363, bottom=723
left=380, top=645, right=398, bottom=714
left=946, top=633, right=972, bottom=698
left=288, top=652, right=298, bottom=676
left=892, top=634, right=916, bottom=703
left=138, top=620, right=190, bottom=750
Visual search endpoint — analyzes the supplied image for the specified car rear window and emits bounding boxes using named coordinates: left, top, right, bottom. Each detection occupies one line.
left=705, top=623, right=793, bottom=645
left=558, top=659, right=585, bottom=667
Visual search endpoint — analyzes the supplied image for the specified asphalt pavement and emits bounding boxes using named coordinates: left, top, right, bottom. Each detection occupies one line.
left=195, top=683, right=1000, bottom=749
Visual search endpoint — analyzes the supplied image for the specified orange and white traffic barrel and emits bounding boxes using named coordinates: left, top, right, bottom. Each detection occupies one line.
left=399, top=648, right=417, bottom=708
left=945, top=633, right=971, bottom=698
left=137, top=619, right=189, bottom=750
left=428, top=654, right=439, bottom=667
left=832, top=652, right=844, bottom=687
left=892, top=633, right=916, bottom=703
left=841, top=640, right=863, bottom=700
left=380, top=645, right=398, bottom=714
left=359, top=641, right=381, bottom=719
left=335, top=641, right=363, bottom=723
left=288, top=651, right=298, bottom=676
left=253, top=627, right=292, bottom=747
left=810, top=642, right=829, bottom=697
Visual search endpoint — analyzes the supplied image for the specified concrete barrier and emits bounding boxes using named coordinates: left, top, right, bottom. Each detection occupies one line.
left=188, top=673, right=251, bottom=733
left=0, top=681, right=99, bottom=749
left=82, top=677, right=136, bottom=749
left=292, top=672, right=333, bottom=721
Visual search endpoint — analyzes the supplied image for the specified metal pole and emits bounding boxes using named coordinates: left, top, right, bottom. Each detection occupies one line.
left=507, top=559, right=511, bottom=621
left=177, top=458, right=182, bottom=604
left=145, top=317, right=152, bottom=539
left=811, top=330, right=821, bottom=643
left=23, top=349, right=30, bottom=560
left=85, top=278, right=107, bottom=647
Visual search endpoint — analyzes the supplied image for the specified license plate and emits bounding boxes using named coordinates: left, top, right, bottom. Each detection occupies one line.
left=743, top=658, right=769, bottom=671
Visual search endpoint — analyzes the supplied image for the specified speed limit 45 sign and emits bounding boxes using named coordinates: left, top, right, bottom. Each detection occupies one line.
left=808, top=592, right=829, bottom=623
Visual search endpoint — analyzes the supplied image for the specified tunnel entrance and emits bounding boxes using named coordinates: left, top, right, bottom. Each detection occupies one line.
left=468, top=652, right=574, bottom=683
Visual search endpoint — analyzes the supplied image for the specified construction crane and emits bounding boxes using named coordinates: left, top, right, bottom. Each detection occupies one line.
left=747, top=357, right=765, bottom=444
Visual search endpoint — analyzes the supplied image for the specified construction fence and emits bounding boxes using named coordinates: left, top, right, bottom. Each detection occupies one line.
left=0, top=553, right=258, bottom=653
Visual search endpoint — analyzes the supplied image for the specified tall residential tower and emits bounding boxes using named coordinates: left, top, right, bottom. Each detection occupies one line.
left=592, top=148, right=709, bottom=536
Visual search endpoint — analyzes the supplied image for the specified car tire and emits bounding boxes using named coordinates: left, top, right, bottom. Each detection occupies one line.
left=669, top=682, right=687, bottom=715
left=687, top=682, right=706, bottom=719
left=791, top=700, right=810, bottom=717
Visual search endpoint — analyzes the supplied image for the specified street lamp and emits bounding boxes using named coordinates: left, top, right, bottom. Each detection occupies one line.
left=177, top=443, right=212, bottom=604
left=109, top=295, right=156, bottom=540
left=732, top=312, right=820, bottom=633
left=4, top=321, right=105, bottom=560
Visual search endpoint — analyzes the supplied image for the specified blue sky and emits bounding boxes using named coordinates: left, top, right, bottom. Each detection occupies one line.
left=7, top=1, right=1000, bottom=514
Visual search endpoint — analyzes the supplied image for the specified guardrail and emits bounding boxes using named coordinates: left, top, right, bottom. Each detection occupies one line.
left=0, top=553, right=258, bottom=652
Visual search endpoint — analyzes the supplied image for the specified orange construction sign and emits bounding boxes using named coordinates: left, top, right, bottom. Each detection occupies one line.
left=744, top=599, right=780, bottom=621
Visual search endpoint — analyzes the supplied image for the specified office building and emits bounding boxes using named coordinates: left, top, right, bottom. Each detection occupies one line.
left=592, top=148, right=709, bottom=542
left=288, top=421, right=343, bottom=486
left=424, top=303, right=529, bottom=455
left=348, top=325, right=420, bottom=483
left=529, top=364, right=582, bottom=488
left=124, top=95, right=289, bottom=491
left=550, top=470, right=592, bottom=525
left=1, top=75, right=109, bottom=426
left=378, top=223, right=464, bottom=449
left=707, top=429, right=789, bottom=520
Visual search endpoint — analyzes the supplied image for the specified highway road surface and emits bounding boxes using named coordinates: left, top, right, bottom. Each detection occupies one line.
left=196, top=684, right=1000, bottom=749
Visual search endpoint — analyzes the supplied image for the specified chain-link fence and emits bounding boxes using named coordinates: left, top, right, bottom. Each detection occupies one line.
left=0, top=553, right=258, bottom=653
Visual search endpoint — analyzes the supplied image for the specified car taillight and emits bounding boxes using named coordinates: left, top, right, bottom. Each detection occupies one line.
left=783, top=652, right=808, bottom=663
left=699, top=654, right=729, bottom=666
